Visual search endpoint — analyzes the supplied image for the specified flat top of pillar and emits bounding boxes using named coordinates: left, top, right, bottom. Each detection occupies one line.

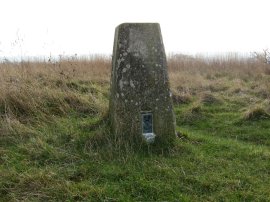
left=116, top=23, right=160, bottom=28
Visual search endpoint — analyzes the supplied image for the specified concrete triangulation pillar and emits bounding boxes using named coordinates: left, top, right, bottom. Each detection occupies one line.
left=109, top=23, right=176, bottom=148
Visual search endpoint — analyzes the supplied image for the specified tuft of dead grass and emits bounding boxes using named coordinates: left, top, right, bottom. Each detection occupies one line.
left=243, top=105, right=270, bottom=121
left=181, top=102, right=204, bottom=124
left=200, top=92, right=223, bottom=105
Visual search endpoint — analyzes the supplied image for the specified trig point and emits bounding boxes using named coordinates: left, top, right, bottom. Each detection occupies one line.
left=109, top=23, right=176, bottom=147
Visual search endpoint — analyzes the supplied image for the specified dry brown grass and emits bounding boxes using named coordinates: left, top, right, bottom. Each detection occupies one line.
left=0, top=53, right=269, bottom=124
left=0, top=55, right=111, bottom=126
left=168, top=54, right=270, bottom=104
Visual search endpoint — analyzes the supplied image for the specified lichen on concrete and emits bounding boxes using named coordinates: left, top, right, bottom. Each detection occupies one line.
left=109, top=23, right=176, bottom=148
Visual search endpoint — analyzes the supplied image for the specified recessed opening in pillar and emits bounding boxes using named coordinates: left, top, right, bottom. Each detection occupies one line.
left=141, top=112, right=156, bottom=143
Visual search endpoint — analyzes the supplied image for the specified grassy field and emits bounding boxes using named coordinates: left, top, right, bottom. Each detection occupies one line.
left=0, top=54, right=270, bottom=201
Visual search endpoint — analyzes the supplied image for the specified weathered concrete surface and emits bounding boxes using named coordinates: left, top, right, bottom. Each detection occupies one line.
left=109, top=23, right=176, bottom=147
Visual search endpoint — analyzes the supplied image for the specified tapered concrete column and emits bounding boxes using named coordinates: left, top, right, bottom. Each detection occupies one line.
left=109, top=23, right=175, bottom=147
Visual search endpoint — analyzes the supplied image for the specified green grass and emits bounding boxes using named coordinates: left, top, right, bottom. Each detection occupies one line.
left=1, top=58, right=270, bottom=201
left=176, top=98, right=270, bottom=146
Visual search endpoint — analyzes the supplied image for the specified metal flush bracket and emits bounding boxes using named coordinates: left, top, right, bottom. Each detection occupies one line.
left=141, top=111, right=156, bottom=143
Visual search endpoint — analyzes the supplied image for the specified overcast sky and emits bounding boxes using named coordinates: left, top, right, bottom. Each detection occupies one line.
left=0, top=0, right=270, bottom=59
